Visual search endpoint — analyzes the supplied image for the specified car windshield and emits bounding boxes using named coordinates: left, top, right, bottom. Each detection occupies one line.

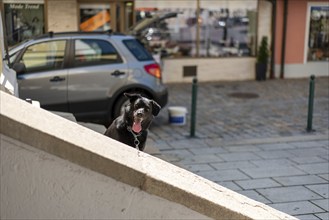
left=123, top=39, right=153, bottom=61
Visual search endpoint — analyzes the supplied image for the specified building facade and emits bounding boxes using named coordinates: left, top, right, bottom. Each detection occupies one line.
left=274, top=0, right=328, bottom=79
left=2, top=0, right=134, bottom=46
left=1, top=0, right=328, bottom=81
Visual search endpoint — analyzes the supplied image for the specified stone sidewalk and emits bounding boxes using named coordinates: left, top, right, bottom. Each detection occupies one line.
left=147, top=77, right=329, bottom=220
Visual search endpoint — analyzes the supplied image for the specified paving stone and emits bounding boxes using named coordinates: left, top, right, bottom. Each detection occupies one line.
left=290, top=156, right=327, bottom=164
left=288, top=147, right=329, bottom=157
left=180, top=154, right=224, bottom=165
left=223, top=145, right=261, bottom=152
left=306, top=184, right=329, bottom=198
left=188, top=146, right=228, bottom=155
left=167, top=139, right=206, bottom=149
left=257, top=186, right=322, bottom=203
left=296, top=163, right=329, bottom=175
left=295, top=214, right=322, bottom=220
left=240, top=166, right=306, bottom=178
left=210, top=161, right=256, bottom=170
left=274, top=175, right=327, bottom=186
left=256, top=143, right=296, bottom=151
left=217, top=181, right=242, bottom=191
left=204, top=138, right=224, bottom=147
left=197, top=170, right=249, bottom=182
left=250, top=158, right=296, bottom=168
left=147, top=78, right=329, bottom=219
left=149, top=141, right=173, bottom=151
left=318, top=174, right=329, bottom=181
left=217, top=152, right=261, bottom=162
left=183, top=164, right=215, bottom=173
left=315, top=140, right=329, bottom=147
left=255, top=150, right=295, bottom=159
left=161, top=149, right=194, bottom=158
left=236, top=190, right=271, bottom=204
left=270, top=201, right=325, bottom=216
left=319, top=153, right=329, bottom=161
left=235, top=178, right=281, bottom=190
left=315, top=212, right=329, bottom=220
left=311, top=199, right=329, bottom=212
left=291, top=140, right=327, bottom=148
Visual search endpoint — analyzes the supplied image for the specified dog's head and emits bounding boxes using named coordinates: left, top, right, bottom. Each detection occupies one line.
left=124, top=93, right=161, bottom=133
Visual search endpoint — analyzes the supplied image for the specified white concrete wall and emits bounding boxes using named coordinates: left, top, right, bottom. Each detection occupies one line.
left=162, top=57, right=256, bottom=83
left=257, top=0, right=272, bottom=47
left=275, top=63, right=329, bottom=79
left=0, top=91, right=296, bottom=220
left=0, top=134, right=208, bottom=220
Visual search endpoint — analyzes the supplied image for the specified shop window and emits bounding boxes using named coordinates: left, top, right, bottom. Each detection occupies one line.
left=306, top=5, right=329, bottom=62
left=4, top=1, right=45, bottom=46
left=134, top=0, right=257, bottom=58
left=80, top=4, right=111, bottom=32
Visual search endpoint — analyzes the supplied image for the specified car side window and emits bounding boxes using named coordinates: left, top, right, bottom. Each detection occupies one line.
left=20, top=40, right=66, bottom=73
left=74, top=39, right=122, bottom=67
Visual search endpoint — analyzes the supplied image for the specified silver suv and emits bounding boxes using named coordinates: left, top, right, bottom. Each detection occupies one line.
left=10, top=31, right=168, bottom=125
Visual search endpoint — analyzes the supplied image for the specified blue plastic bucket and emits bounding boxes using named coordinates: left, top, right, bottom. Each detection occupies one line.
left=168, top=107, right=187, bottom=126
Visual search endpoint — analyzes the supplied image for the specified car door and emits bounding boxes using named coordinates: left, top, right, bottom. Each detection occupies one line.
left=67, top=38, right=129, bottom=115
left=16, top=40, right=69, bottom=111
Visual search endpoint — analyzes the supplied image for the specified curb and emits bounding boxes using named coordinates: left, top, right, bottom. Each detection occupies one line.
left=207, top=133, right=329, bottom=147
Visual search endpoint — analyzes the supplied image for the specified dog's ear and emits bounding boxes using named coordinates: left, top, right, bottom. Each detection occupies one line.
left=151, top=100, right=161, bottom=116
left=124, top=93, right=142, bottom=103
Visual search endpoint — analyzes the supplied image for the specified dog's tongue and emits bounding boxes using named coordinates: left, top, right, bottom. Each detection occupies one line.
left=132, top=121, right=142, bottom=133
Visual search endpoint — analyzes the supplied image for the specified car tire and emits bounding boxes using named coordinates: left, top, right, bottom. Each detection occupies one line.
left=113, top=94, right=130, bottom=120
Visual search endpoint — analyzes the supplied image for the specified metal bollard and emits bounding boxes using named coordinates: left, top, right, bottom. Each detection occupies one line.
left=190, top=77, right=198, bottom=137
left=306, top=75, right=315, bottom=132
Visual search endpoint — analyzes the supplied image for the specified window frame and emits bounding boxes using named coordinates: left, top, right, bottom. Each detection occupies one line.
left=304, top=2, right=329, bottom=63
left=17, top=39, right=68, bottom=74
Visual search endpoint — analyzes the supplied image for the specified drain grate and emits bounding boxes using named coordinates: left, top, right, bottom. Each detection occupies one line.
left=228, top=92, right=259, bottom=99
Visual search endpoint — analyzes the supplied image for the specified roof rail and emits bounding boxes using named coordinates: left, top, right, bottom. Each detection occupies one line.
left=50, top=30, right=113, bottom=36
left=33, top=30, right=116, bottom=40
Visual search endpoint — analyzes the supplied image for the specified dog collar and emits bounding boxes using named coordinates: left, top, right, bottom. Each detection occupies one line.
left=127, top=126, right=142, bottom=150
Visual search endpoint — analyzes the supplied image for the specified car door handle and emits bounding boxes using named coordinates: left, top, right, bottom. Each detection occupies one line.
left=50, top=76, right=65, bottom=82
left=111, top=70, right=125, bottom=77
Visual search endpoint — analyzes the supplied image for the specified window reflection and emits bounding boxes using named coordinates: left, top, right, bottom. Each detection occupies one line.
left=307, top=6, right=329, bottom=62
left=134, top=0, right=257, bottom=58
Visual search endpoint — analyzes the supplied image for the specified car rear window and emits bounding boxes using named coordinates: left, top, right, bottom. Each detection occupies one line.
left=123, top=39, right=153, bottom=61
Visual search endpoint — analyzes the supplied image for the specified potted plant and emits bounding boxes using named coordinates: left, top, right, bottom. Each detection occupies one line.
left=256, top=36, right=269, bottom=81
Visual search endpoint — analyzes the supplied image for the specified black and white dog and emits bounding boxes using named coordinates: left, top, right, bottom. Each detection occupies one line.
left=104, top=93, right=161, bottom=151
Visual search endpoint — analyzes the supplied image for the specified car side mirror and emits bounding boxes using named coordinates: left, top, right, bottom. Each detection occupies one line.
left=13, top=63, right=27, bottom=75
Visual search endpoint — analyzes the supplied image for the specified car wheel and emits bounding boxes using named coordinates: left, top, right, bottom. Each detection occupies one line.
left=113, top=94, right=129, bottom=120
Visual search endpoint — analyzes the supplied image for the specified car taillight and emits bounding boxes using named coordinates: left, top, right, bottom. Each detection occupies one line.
left=144, top=63, right=161, bottom=79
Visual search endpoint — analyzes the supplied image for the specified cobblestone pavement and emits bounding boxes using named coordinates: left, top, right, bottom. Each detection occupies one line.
left=147, top=77, right=329, bottom=219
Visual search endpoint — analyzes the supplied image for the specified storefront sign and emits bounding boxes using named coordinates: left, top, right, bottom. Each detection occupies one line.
left=8, top=4, right=40, bottom=10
